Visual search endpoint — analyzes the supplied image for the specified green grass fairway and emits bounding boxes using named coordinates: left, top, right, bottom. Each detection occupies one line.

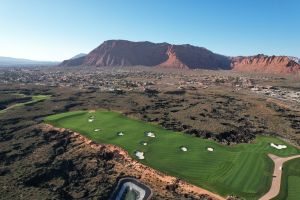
left=0, top=94, right=50, bottom=114
left=45, top=111, right=300, bottom=199
left=273, top=158, right=300, bottom=200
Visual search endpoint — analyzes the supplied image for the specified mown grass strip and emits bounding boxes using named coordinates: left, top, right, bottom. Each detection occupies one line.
left=45, top=110, right=300, bottom=199
left=0, top=94, right=50, bottom=114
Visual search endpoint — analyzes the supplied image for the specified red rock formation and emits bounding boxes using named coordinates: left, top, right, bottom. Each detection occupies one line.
left=231, top=54, right=300, bottom=74
left=60, top=40, right=231, bottom=70
left=158, top=44, right=230, bottom=69
left=84, top=40, right=169, bottom=67
left=60, top=40, right=300, bottom=74
left=157, top=45, right=188, bottom=69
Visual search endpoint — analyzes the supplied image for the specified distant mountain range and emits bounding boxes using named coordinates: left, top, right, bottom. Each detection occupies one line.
left=60, top=40, right=300, bottom=74
left=0, top=56, right=59, bottom=67
left=70, top=53, right=87, bottom=60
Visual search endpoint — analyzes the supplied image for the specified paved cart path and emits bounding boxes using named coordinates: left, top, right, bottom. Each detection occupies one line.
left=259, top=154, right=300, bottom=200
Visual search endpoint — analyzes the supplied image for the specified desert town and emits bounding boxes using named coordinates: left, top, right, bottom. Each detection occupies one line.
left=1, top=67, right=299, bottom=106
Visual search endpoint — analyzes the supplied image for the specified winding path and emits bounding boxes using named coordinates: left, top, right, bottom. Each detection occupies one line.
left=259, top=154, right=300, bottom=200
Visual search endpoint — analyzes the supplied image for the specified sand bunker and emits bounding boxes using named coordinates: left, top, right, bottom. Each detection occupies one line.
left=142, top=142, right=148, bottom=146
left=88, top=116, right=95, bottom=122
left=270, top=143, right=287, bottom=150
left=146, top=132, right=155, bottom=138
left=207, top=147, right=214, bottom=152
left=135, top=151, right=145, bottom=159
left=117, top=132, right=124, bottom=136
left=180, top=146, right=188, bottom=152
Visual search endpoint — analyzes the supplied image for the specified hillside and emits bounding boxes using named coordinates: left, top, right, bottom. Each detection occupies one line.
left=231, top=54, right=300, bottom=74
left=158, top=44, right=230, bottom=69
left=60, top=40, right=300, bottom=74
left=60, top=40, right=231, bottom=70
left=70, top=53, right=87, bottom=60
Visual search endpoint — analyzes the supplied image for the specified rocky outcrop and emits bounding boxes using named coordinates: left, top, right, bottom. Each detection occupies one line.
left=60, top=40, right=300, bottom=74
left=158, top=44, right=230, bottom=69
left=61, top=40, right=168, bottom=67
left=60, top=40, right=231, bottom=70
left=157, top=45, right=188, bottom=69
left=231, top=54, right=300, bottom=74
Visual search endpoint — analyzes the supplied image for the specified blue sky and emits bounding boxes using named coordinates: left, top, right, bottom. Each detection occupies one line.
left=0, top=0, right=299, bottom=61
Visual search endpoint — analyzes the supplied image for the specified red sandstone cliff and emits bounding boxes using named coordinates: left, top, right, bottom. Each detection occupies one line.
left=60, top=40, right=231, bottom=70
left=60, top=40, right=300, bottom=74
left=157, top=45, right=188, bottom=69
left=231, top=54, right=300, bottom=74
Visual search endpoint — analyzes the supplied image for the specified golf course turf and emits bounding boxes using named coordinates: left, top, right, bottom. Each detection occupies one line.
left=45, top=110, right=300, bottom=199
left=0, top=94, right=50, bottom=114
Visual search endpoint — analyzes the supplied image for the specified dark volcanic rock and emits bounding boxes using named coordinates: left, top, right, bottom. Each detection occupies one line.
left=216, top=129, right=255, bottom=144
